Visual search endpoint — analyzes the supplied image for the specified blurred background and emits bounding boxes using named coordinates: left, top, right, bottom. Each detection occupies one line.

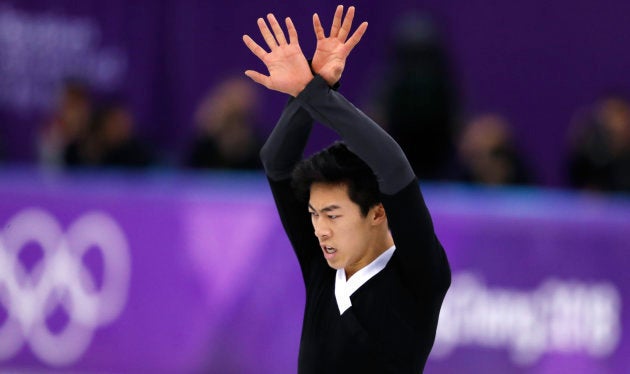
left=0, top=0, right=629, bottom=373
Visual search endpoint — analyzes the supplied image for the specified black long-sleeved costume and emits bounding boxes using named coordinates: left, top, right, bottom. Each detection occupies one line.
left=260, top=76, right=451, bottom=373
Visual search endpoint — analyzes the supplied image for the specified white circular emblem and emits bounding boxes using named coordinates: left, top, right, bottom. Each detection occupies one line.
left=0, top=208, right=131, bottom=366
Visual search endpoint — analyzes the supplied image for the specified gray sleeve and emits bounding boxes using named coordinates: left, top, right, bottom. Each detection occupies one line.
left=295, top=75, right=416, bottom=195
left=259, top=97, right=314, bottom=181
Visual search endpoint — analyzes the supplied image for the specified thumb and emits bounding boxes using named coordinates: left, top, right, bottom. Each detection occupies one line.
left=244, top=70, right=270, bottom=88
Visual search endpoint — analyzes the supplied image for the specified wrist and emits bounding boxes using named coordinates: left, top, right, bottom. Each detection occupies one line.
left=295, top=75, right=329, bottom=101
left=291, top=74, right=315, bottom=97
left=308, top=59, right=340, bottom=90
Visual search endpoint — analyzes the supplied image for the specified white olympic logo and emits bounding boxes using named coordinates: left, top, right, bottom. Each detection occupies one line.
left=0, top=208, right=131, bottom=366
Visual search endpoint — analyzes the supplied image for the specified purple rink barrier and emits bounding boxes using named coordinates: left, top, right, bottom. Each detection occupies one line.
left=0, top=168, right=629, bottom=373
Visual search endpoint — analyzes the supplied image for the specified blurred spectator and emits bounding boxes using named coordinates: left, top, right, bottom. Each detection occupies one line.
left=186, top=77, right=262, bottom=170
left=38, top=79, right=92, bottom=168
left=567, top=94, right=630, bottom=192
left=450, top=113, right=532, bottom=186
left=371, top=12, right=458, bottom=179
left=87, top=100, right=153, bottom=168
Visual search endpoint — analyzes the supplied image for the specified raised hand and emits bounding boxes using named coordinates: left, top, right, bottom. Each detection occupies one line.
left=311, top=5, right=368, bottom=86
left=243, top=14, right=314, bottom=97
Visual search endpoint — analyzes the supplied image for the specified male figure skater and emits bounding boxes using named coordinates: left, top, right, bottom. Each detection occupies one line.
left=243, top=6, right=451, bottom=373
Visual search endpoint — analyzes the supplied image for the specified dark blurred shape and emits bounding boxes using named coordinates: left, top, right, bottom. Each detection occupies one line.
left=451, top=113, right=532, bottom=186
left=374, top=12, right=458, bottom=179
left=84, top=100, right=154, bottom=168
left=186, top=77, right=262, bottom=170
left=567, top=94, right=630, bottom=192
left=38, top=78, right=93, bottom=168
left=0, top=132, right=7, bottom=164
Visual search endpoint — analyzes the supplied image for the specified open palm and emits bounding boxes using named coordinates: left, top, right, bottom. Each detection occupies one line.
left=311, top=6, right=368, bottom=86
left=243, top=14, right=313, bottom=96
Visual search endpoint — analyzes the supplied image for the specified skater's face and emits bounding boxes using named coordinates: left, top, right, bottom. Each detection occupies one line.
left=309, top=182, right=388, bottom=278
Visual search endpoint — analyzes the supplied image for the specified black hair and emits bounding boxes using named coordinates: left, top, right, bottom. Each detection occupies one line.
left=291, top=142, right=380, bottom=216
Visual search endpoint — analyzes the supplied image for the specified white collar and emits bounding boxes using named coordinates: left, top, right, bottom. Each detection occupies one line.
left=334, top=245, right=396, bottom=315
